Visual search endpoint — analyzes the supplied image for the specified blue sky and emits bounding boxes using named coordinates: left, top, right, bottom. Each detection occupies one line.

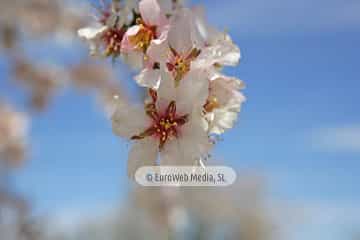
left=1, top=0, right=360, bottom=239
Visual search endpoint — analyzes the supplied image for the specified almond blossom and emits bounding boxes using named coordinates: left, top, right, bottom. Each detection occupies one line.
left=204, top=72, right=246, bottom=134
left=121, top=0, right=168, bottom=56
left=191, top=6, right=241, bottom=68
left=135, top=7, right=240, bottom=89
left=78, top=0, right=135, bottom=57
left=112, top=69, right=211, bottom=176
left=78, top=0, right=246, bottom=175
left=134, top=8, right=201, bottom=88
left=13, top=58, right=62, bottom=111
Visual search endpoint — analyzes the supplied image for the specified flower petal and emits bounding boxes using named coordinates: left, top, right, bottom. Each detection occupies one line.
left=207, top=109, right=239, bottom=135
left=156, top=70, right=177, bottom=108
left=167, top=9, right=194, bottom=55
left=210, top=73, right=246, bottom=107
left=78, top=26, right=108, bottom=55
left=135, top=68, right=161, bottom=89
left=147, top=37, right=169, bottom=64
left=160, top=114, right=211, bottom=165
left=160, top=139, right=183, bottom=165
left=175, top=69, right=209, bottom=114
left=193, top=35, right=241, bottom=68
left=128, top=138, right=158, bottom=178
left=112, top=101, right=150, bottom=139
left=78, top=26, right=107, bottom=40
left=121, top=25, right=141, bottom=52
left=139, top=0, right=164, bottom=26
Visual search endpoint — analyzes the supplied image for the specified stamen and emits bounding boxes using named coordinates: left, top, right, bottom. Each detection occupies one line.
left=102, top=27, right=125, bottom=57
left=128, top=23, right=156, bottom=52
left=167, top=48, right=201, bottom=86
left=131, top=94, right=189, bottom=150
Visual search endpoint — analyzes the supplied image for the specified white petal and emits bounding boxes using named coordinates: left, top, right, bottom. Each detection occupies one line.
left=168, top=9, right=194, bottom=54
left=78, top=26, right=107, bottom=40
left=208, top=109, right=239, bottom=135
left=112, top=101, right=150, bottom=139
left=78, top=26, right=107, bottom=55
left=135, top=68, right=161, bottom=89
left=121, top=25, right=141, bottom=52
left=210, top=74, right=246, bottom=107
left=160, top=113, right=212, bottom=166
left=139, top=0, right=164, bottom=26
left=128, top=138, right=158, bottom=178
left=160, top=139, right=184, bottom=165
left=193, top=36, right=241, bottom=68
left=179, top=115, right=212, bottom=162
left=157, top=0, right=172, bottom=15
left=175, top=69, right=209, bottom=114
left=191, top=6, right=223, bottom=46
left=156, top=70, right=177, bottom=107
left=147, top=37, right=169, bottom=64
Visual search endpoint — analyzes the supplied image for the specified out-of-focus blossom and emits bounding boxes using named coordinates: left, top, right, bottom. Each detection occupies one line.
left=52, top=177, right=275, bottom=240
left=17, top=0, right=62, bottom=37
left=69, top=62, right=125, bottom=118
left=112, top=69, right=212, bottom=177
left=0, top=102, right=28, bottom=167
left=70, top=62, right=117, bottom=90
left=0, top=23, right=17, bottom=50
left=13, top=58, right=62, bottom=111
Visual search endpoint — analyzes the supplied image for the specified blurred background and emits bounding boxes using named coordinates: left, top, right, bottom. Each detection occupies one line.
left=0, top=0, right=359, bottom=239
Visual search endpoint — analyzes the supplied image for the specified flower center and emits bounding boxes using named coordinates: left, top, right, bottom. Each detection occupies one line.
left=129, top=19, right=156, bottom=52
left=102, top=27, right=126, bottom=57
left=131, top=90, right=188, bottom=150
left=167, top=47, right=201, bottom=86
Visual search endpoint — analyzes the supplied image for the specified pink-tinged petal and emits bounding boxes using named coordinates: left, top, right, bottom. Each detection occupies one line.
left=168, top=9, right=194, bottom=55
left=160, top=138, right=185, bottom=165
left=160, top=114, right=211, bottom=166
left=191, top=6, right=221, bottom=46
left=156, top=70, right=177, bottom=108
left=209, top=73, right=246, bottom=107
left=179, top=114, right=213, bottom=159
left=139, top=0, right=165, bottom=26
left=207, top=109, right=238, bottom=135
left=128, top=138, right=158, bottom=178
left=175, top=69, right=209, bottom=114
left=205, top=72, right=246, bottom=135
left=121, top=25, right=142, bottom=52
left=193, top=36, right=241, bottom=68
left=146, top=37, right=169, bottom=64
left=156, top=23, right=170, bottom=39
left=157, top=0, right=172, bottom=15
left=112, top=101, right=150, bottom=139
left=135, top=68, right=161, bottom=89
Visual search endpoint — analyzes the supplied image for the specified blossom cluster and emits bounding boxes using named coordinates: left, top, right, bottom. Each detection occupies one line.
left=78, top=0, right=245, bottom=177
